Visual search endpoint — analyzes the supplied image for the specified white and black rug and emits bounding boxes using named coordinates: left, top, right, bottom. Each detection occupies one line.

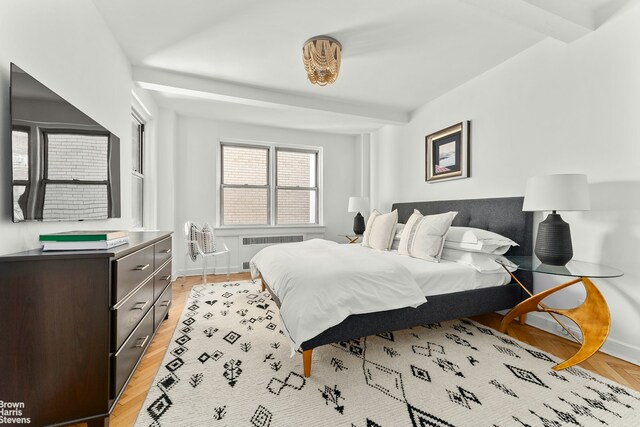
left=135, top=281, right=640, bottom=426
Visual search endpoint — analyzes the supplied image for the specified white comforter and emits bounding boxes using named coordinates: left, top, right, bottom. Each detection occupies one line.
left=250, top=239, right=426, bottom=352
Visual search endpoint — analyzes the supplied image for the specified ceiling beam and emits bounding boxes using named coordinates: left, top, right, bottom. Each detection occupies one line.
left=133, top=67, right=409, bottom=125
left=459, top=0, right=595, bottom=43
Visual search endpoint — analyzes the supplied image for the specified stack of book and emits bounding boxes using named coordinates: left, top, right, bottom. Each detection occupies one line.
left=40, top=230, right=129, bottom=251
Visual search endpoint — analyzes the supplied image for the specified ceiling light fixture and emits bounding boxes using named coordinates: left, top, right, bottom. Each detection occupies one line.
left=302, top=36, right=342, bottom=86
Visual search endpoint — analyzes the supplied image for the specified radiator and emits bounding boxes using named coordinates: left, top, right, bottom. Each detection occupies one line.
left=241, top=234, right=304, bottom=271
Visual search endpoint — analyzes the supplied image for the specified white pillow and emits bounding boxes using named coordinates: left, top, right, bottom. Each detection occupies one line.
left=398, top=210, right=457, bottom=262
left=444, top=227, right=518, bottom=255
left=389, top=223, right=405, bottom=251
left=362, top=210, right=398, bottom=250
left=441, top=248, right=517, bottom=273
left=390, top=238, right=400, bottom=251
left=198, top=223, right=216, bottom=254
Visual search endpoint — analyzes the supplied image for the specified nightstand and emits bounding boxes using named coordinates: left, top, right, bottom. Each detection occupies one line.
left=496, top=256, right=623, bottom=370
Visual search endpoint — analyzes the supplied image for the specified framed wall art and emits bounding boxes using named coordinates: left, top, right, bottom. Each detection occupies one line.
left=425, top=121, right=470, bottom=183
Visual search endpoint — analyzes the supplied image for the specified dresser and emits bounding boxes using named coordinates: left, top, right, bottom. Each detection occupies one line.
left=0, top=231, right=173, bottom=426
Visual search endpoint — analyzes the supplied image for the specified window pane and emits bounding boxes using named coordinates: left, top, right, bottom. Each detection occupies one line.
left=13, top=185, right=27, bottom=221
left=277, top=150, right=316, bottom=187
left=223, top=187, right=268, bottom=225
left=43, top=183, right=108, bottom=220
left=132, top=116, right=142, bottom=174
left=276, top=189, right=317, bottom=224
left=222, top=145, right=268, bottom=185
left=132, top=175, right=143, bottom=228
left=12, top=130, right=29, bottom=181
left=47, top=133, right=108, bottom=181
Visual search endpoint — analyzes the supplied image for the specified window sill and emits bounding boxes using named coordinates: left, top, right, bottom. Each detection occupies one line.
left=214, top=224, right=326, bottom=236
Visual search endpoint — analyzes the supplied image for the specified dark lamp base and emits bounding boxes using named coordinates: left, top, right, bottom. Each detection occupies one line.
left=353, top=212, right=365, bottom=235
left=535, top=212, right=573, bottom=266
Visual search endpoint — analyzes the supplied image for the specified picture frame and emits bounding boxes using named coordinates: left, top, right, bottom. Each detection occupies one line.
left=425, top=121, right=470, bottom=183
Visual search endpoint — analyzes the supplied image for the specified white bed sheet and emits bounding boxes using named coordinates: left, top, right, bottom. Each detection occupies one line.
left=250, top=239, right=427, bottom=353
left=341, top=244, right=511, bottom=296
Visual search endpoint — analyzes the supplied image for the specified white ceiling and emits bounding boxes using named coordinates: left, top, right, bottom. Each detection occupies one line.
left=93, top=0, right=629, bottom=134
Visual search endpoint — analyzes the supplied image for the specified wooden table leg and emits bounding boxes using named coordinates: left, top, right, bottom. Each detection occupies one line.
left=500, top=277, right=610, bottom=370
left=518, top=313, right=526, bottom=325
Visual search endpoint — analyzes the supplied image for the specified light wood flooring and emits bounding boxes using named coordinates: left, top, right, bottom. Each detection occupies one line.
left=77, top=273, right=639, bottom=426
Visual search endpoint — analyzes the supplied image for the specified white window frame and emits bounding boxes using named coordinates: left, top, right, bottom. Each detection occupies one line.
left=274, top=147, right=319, bottom=225
left=131, top=111, right=145, bottom=229
left=217, top=138, right=323, bottom=228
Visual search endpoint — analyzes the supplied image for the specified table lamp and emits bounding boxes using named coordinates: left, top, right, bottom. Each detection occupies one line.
left=523, top=174, right=590, bottom=266
left=348, top=196, right=369, bottom=235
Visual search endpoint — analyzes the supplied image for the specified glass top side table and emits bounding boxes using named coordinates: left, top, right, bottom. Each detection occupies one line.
left=495, top=256, right=623, bottom=370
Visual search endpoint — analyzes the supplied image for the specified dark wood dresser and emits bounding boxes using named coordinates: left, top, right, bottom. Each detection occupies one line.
left=0, top=231, right=173, bottom=426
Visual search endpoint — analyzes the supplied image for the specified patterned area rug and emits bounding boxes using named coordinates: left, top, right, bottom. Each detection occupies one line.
left=135, top=281, right=640, bottom=426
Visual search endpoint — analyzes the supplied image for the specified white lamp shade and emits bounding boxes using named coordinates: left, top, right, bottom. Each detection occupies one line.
left=348, top=196, right=369, bottom=213
left=523, top=174, right=590, bottom=212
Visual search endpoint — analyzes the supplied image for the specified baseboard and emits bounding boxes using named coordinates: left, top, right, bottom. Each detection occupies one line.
left=525, top=312, right=640, bottom=365
left=177, top=266, right=242, bottom=277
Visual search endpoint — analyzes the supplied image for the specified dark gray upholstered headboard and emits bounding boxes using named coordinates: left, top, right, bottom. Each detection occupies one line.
left=391, top=197, right=533, bottom=257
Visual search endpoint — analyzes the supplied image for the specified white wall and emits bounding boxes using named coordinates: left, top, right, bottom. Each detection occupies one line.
left=170, top=116, right=360, bottom=275
left=371, top=4, right=640, bottom=363
left=0, top=0, right=137, bottom=254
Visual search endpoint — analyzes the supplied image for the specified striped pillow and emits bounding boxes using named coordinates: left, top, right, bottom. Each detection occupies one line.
left=398, top=210, right=457, bottom=262
left=362, top=209, right=398, bottom=250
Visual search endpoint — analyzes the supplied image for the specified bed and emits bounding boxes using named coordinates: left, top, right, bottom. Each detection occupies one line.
left=253, top=197, right=533, bottom=377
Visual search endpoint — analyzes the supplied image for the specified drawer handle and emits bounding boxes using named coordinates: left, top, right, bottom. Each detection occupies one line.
left=160, top=301, right=170, bottom=307
left=135, top=264, right=150, bottom=271
left=161, top=249, right=172, bottom=254
left=134, top=335, right=149, bottom=348
left=133, top=301, right=149, bottom=311
left=162, top=275, right=171, bottom=281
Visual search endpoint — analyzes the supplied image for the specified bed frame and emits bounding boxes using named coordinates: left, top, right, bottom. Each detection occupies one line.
left=260, top=196, right=533, bottom=377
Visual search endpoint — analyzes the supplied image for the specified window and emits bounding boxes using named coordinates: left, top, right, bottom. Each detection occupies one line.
left=11, top=127, right=30, bottom=221
left=42, top=131, right=111, bottom=220
left=132, top=113, right=144, bottom=228
left=220, top=142, right=320, bottom=226
left=276, top=149, right=317, bottom=224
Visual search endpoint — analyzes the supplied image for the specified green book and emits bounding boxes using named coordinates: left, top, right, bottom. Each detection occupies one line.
left=39, top=230, right=128, bottom=242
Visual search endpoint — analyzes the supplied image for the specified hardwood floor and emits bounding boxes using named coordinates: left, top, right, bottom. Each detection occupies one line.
left=78, top=272, right=639, bottom=426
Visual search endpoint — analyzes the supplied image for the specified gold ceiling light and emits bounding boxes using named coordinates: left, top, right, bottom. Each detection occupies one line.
left=302, top=36, right=342, bottom=86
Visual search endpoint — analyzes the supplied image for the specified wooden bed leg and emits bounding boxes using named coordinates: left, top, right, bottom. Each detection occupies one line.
left=302, top=349, right=313, bottom=377
left=519, top=313, right=527, bottom=325
left=261, top=279, right=266, bottom=292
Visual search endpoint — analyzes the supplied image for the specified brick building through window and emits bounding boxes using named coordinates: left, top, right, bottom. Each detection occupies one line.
left=220, top=142, right=319, bottom=226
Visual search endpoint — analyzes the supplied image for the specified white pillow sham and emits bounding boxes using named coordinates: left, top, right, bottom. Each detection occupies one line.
left=398, top=210, right=457, bottom=262
left=441, top=248, right=517, bottom=273
left=362, top=209, right=398, bottom=250
left=444, top=226, right=518, bottom=255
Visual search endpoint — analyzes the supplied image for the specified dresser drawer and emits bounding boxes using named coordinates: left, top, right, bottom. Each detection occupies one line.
left=111, top=308, right=154, bottom=399
left=154, top=237, right=172, bottom=270
left=114, top=245, right=155, bottom=304
left=154, top=284, right=172, bottom=331
left=112, top=277, right=154, bottom=351
left=153, top=260, right=172, bottom=301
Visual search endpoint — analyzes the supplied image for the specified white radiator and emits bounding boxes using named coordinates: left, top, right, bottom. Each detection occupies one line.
left=240, top=234, right=304, bottom=271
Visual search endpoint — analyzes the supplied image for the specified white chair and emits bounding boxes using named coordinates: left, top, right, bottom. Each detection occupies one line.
left=186, top=222, right=231, bottom=283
